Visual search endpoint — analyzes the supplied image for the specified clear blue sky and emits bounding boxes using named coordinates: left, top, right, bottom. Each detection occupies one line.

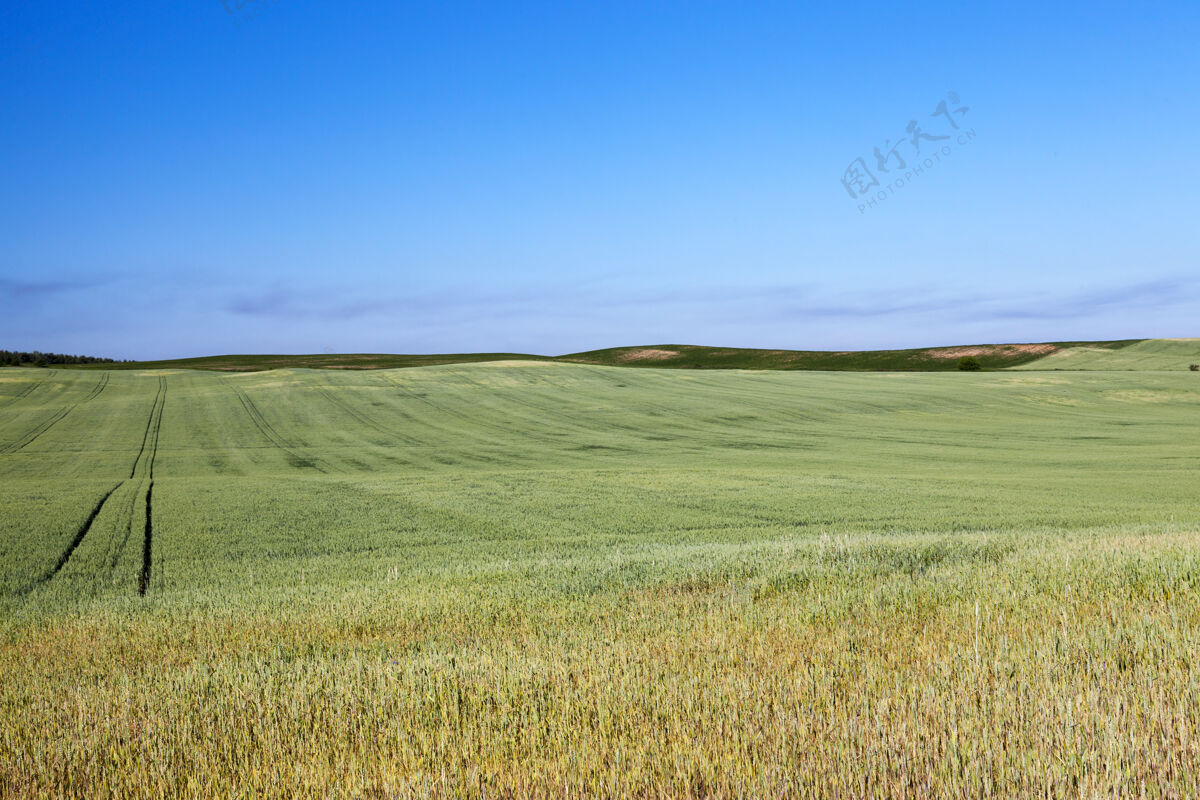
left=2, top=1, right=1197, bottom=359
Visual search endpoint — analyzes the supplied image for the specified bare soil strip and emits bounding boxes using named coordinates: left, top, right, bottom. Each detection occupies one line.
left=923, top=344, right=1060, bottom=360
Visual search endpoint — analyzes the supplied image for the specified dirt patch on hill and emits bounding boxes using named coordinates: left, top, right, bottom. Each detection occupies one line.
left=923, top=344, right=1060, bottom=360
left=616, top=348, right=681, bottom=362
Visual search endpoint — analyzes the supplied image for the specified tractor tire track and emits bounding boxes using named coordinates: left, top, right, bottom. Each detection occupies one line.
left=129, top=377, right=166, bottom=478
left=226, top=380, right=330, bottom=472
left=374, top=372, right=523, bottom=442
left=105, top=369, right=162, bottom=578
left=138, top=481, right=154, bottom=595
left=457, top=369, right=643, bottom=436
left=81, top=372, right=110, bottom=402
left=99, top=376, right=166, bottom=582
left=316, top=380, right=422, bottom=445
left=137, top=377, right=166, bottom=595
left=102, top=483, right=141, bottom=584
left=20, top=482, right=123, bottom=595
left=24, top=375, right=163, bottom=598
left=0, top=375, right=48, bottom=408
left=0, top=373, right=110, bottom=455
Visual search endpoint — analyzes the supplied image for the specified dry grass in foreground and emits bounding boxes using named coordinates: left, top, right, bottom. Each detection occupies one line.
left=3, top=529, right=1198, bottom=799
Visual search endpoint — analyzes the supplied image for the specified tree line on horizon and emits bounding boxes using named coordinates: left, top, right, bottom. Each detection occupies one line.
left=1, top=349, right=126, bottom=367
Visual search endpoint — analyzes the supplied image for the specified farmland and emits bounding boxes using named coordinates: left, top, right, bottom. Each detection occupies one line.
left=2, top=359, right=1200, bottom=797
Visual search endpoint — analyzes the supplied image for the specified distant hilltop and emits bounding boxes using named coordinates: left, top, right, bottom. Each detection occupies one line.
left=21, top=338, right=1197, bottom=373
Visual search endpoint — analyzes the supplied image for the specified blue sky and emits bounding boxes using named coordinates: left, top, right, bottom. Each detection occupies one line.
left=2, top=1, right=1197, bottom=359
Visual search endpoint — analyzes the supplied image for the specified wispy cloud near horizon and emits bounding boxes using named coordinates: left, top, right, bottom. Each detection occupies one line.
left=194, top=272, right=1200, bottom=357
left=970, top=278, right=1196, bottom=321
left=223, top=273, right=1196, bottom=321
left=0, top=276, right=111, bottom=298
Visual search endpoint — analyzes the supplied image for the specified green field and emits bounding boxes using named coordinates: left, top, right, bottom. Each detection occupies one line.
left=2, top=361, right=1200, bottom=797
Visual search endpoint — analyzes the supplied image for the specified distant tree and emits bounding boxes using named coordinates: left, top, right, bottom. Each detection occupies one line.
left=0, top=349, right=115, bottom=365
left=33, top=358, right=48, bottom=368
left=957, top=356, right=982, bottom=371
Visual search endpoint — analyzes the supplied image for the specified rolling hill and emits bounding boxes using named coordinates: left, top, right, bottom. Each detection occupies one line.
left=44, top=337, right=1195, bottom=372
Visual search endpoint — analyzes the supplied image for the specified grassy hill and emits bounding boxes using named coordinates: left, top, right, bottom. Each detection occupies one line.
left=1011, top=337, right=1200, bottom=371
left=70, top=351, right=555, bottom=371
left=559, top=340, right=1143, bottom=370
left=55, top=338, right=1152, bottom=372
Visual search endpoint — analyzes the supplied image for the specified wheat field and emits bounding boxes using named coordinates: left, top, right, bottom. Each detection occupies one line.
left=1, top=362, right=1198, bottom=798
